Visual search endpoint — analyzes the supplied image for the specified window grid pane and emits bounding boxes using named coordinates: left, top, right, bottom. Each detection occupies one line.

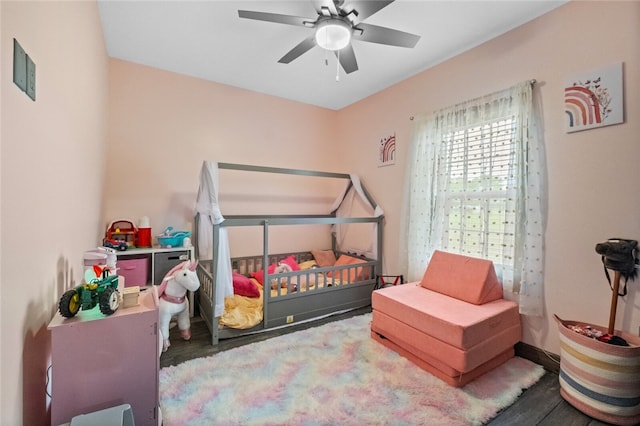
left=442, top=117, right=517, bottom=266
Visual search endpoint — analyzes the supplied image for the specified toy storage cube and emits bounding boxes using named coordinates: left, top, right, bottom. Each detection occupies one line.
left=153, top=250, right=190, bottom=285
left=118, top=257, right=149, bottom=287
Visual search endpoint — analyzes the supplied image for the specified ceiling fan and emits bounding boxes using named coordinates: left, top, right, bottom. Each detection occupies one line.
left=238, top=0, right=420, bottom=74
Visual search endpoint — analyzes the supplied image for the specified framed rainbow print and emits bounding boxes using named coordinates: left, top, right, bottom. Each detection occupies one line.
left=565, top=62, right=623, bottom=133
left=378, top=131, right=396, bottom=167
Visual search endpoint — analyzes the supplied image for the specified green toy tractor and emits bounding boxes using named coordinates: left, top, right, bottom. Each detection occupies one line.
left=58, top=270, right=120, bottom=318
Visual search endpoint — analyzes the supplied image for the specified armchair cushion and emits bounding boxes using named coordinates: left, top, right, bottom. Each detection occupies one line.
left=420, top=250, right=503, bottom=305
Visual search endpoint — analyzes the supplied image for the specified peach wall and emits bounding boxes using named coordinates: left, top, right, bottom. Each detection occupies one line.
left=337, top=1, right=640, bottom=354
left=1, top=1, right=109, bottom=424
left=105, top=60, right=343, bottom=252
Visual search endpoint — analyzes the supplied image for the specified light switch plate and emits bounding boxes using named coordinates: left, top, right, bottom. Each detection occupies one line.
left=26, top=55, right=36, bottom=101
left=13, top=38, right=27, bottom=92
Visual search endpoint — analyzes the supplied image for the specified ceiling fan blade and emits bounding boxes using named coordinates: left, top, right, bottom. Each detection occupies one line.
left=341, top=1, right=393, bottom=24
left=238, top=10, right=312, bottom=27
left=353, top=23, right=420, bottom=48
left=278, top=36, right=317, bottom=64
left=335, top=44, right=358, bottom=74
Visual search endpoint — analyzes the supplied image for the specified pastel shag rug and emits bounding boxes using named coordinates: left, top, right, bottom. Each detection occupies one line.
left=160, top=314, right=544, bottom=425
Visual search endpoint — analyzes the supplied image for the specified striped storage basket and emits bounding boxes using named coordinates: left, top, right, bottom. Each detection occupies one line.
left=555, top=315, right=640, bottom=425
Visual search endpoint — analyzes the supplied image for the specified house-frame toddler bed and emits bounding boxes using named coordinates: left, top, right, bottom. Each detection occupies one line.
left=194, top=162, right=384, bottom=346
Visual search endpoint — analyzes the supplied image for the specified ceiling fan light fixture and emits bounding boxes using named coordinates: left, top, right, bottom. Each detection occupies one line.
left=315, top=19, right=352, bottom=51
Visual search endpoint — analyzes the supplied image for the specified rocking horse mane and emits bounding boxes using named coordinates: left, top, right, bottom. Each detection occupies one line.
left=157, top=260, right=198, bottom=298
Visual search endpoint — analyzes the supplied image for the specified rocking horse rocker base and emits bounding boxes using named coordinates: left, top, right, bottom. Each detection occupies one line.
left=157, top=260, right=200, bottom=352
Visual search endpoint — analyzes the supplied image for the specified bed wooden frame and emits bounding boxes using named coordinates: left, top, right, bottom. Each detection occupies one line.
left=194, top=163, right=383, bottom=346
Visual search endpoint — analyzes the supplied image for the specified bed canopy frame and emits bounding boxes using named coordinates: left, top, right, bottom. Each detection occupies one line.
left=194, top=161, right=384, bottom=345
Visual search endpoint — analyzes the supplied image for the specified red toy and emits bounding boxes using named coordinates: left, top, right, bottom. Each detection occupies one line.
left=103, top=238, right=128, bottom=251
left=105, top=220, right=138, bottom=248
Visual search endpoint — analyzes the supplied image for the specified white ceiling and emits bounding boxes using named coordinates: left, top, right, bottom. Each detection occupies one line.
left=97, top=0, right=567, bottom=110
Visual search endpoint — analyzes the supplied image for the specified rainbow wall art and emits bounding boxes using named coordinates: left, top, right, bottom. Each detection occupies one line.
left=378, top=132, right=396, bottom=167
left=565, top=63, right=623, bottom=133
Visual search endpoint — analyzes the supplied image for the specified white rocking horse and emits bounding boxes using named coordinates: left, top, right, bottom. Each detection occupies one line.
left=157, top=260, right=200, bottom=352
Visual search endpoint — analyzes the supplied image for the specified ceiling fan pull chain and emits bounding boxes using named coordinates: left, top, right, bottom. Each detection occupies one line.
left=336, top=50, right=340, bottom=82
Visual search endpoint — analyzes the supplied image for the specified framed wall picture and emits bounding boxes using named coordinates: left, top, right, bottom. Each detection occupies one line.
left=378, top=131, right=396, bottom=167
left=565, top=62, right=624, bottom=133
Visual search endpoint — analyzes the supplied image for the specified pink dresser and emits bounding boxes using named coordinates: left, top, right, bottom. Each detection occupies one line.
left=48, top=287, right=160, bottom=425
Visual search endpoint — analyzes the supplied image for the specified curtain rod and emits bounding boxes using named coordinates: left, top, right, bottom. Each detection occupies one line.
left=409, top=79, right=537, bottom=120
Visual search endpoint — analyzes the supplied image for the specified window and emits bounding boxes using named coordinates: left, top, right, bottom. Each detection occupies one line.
left=402, top=81, right=545, bottom=316
left=442, top=118, right=517, bottom=268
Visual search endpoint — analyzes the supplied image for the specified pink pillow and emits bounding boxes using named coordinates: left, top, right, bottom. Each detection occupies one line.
left=233, top=272, right=260, bottom=298
left=250, top=264, right=276, bottom=286
left=280, top=254, right=300, bottom=271
left=420, top=250, right=503, bottom=305
left=250, top=255, right=301, bottom=285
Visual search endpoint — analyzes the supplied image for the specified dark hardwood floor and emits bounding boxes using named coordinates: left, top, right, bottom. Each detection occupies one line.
left=160, top=307, right=610, bottom=425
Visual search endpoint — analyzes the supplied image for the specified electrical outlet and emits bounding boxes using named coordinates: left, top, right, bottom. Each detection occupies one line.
left=286, top=315, right=294, bottom=324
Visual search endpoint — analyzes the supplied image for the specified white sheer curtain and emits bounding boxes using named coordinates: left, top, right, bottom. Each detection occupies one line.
left=195, top=161, right=233, bottom=317
left=401, top=81, right=545, bottom=316
left=332, top=175, right=384, bottom=259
